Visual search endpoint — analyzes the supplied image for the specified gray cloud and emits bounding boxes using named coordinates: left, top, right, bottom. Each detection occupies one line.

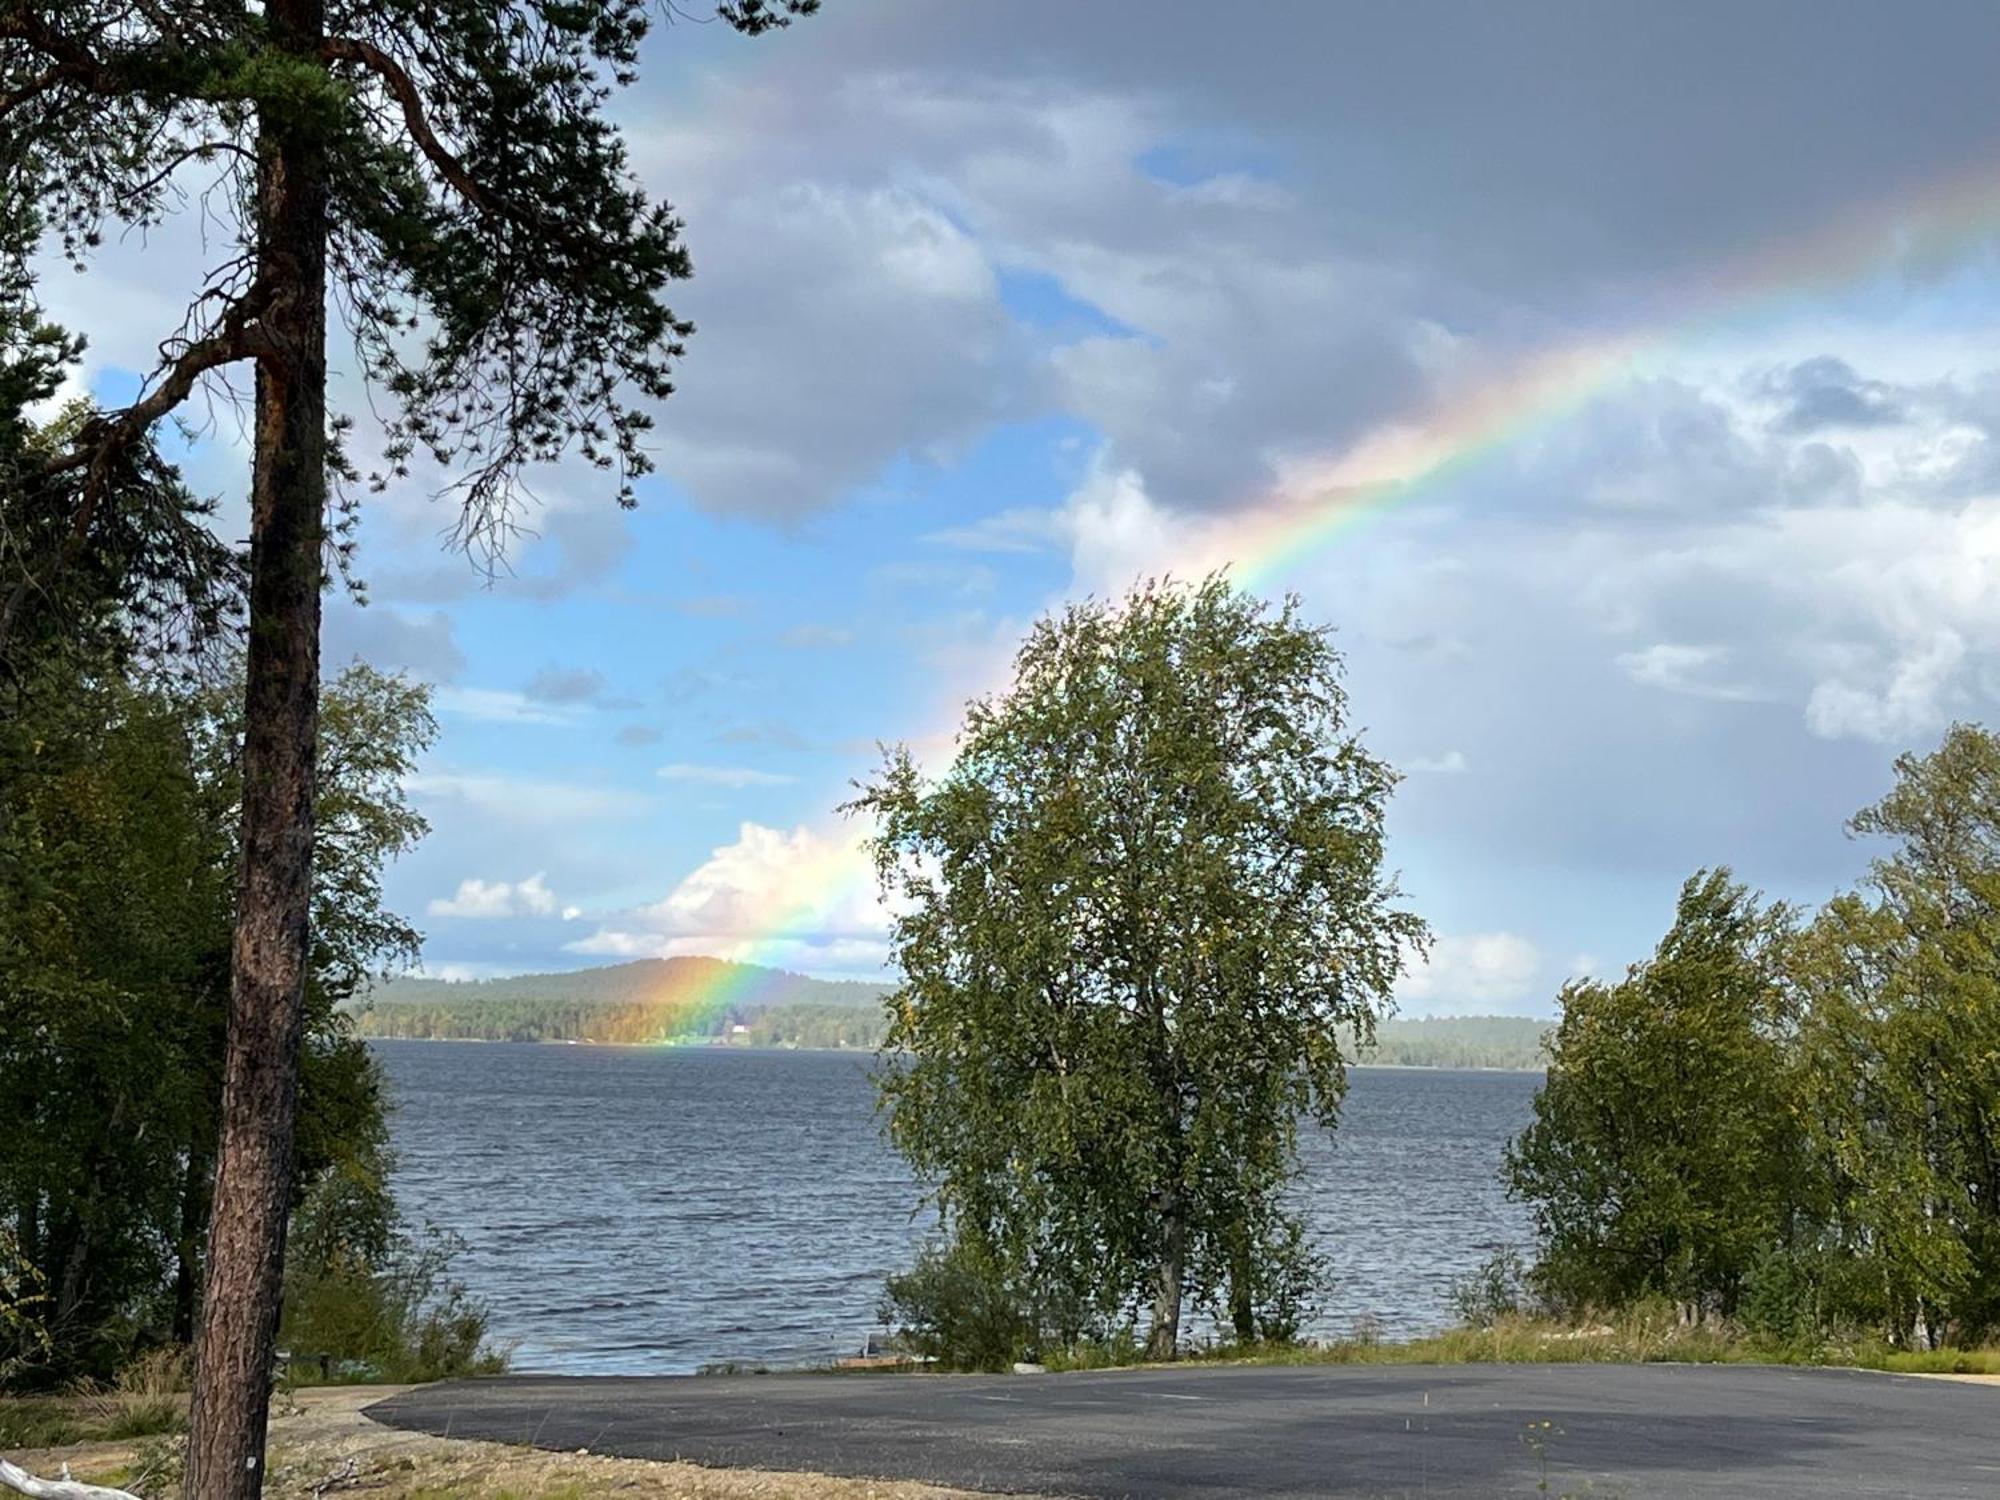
left=1764, top=357, right=1906, bottom=434
left=322, top=601, right=467, bottom=684
left=525, top=665, right=613, bottom=705
left=610, top=2, right=2000, bottom=524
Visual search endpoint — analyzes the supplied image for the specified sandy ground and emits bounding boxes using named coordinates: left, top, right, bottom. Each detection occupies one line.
left=4, top=1386, right=993, bottom=1499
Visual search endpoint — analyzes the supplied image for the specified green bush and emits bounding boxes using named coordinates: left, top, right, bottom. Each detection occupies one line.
left=881, top=1240, right=1036, bottom=1371
left=1448, top=1246, right=1533, bottom=1329
left=280, top=1219, right=503, bottom=1384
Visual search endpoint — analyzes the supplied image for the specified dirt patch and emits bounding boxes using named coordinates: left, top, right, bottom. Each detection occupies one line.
left=5, top=1385, right=995, bottom=1499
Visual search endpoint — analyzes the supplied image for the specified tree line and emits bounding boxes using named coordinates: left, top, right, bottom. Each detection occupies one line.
left=358, top=998, right=1550, bottom=1066
left=354, top=999, right=887, bottom=1049
left=1507, top=725, right=2000, bottom=1348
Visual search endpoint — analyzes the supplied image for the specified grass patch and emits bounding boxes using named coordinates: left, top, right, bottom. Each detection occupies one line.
left=1870, top=1346, right=2000, bottom=1376
left=0, top=1392, right=185, bottom=1449
left=1175, top=1310, right=2000, bottom=1376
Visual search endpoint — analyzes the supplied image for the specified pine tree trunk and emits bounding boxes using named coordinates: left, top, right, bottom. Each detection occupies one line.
left=1146, top=1194, right=1187, bottom=1362
left=182, top=1, right=327, bottom=1490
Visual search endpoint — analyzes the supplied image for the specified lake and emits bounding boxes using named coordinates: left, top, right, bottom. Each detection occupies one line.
left=372, top=1040, right=1540, bottom=1374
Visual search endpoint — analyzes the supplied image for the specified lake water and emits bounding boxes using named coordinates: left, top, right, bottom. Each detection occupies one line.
left=372, top=1040, right=1540, bottom=1374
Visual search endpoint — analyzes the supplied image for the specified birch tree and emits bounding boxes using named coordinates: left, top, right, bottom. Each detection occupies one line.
left=855, top=578, right=1424, bottom=1361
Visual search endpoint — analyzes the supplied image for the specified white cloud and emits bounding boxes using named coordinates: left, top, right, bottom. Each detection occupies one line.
left=1805, top=629, right=1968, bottom=742
left=429, top=872, right=560, bottom=920
left=567, top=822, right=891, bottom=976
left=1615, top=643, right=1762, bottom=703
left=656, top=763, right=798, bottom=789
left=925, top=507, right=1068, bottom=554
left=407, top=771, right=652, bottom=826
left=433, top=687, right=577, bottom=725
left=1397, top=932, right=1544, bottom=1014
left=1600, top=496, right=2000, bottom=743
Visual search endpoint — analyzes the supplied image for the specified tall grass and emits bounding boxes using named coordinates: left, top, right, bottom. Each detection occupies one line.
left=1182, top=1304, right=2000, bottom=1374
left=0, top=1349, right=190, bottom=1449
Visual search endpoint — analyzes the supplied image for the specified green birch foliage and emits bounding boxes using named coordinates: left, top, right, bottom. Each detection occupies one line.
left=1505, top=870, right=1799, bottom=1316
left=1787, top=725, right=2000, bottom=1342
left=853, top=578, right=1426, bottom=1358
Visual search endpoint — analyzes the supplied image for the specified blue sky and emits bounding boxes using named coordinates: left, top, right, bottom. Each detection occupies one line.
left=48, top=1, right=2000, bottom=1010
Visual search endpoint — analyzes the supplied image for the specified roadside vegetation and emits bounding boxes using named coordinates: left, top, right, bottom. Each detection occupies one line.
left=1506, top=726, right=2000, bottom=1356
left=0, top=327, right=502, bottom=1416
left=867, top=579, right=2000, bottom=1377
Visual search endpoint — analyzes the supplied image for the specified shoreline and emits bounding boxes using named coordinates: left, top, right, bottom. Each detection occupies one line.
left=356, top=1034, right=1547, bottom=1072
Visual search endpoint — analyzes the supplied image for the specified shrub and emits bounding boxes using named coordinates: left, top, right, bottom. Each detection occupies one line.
left=1449, top=1246, right=1533, bottom=1329
left=0, top=1228, right=52, bottom=1385
left=280, top=1220, right=503, bottom=1384
left=1744, top=1248, right=1824, bottom=1352
left=881, top=1240, right=1036, bottom=1372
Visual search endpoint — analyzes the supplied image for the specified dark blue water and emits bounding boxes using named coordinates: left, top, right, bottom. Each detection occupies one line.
left=372, top=1041, right=1539, bottom=1373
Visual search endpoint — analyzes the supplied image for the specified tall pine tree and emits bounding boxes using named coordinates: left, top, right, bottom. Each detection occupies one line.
left=2, top=2, right=812, bottom=1490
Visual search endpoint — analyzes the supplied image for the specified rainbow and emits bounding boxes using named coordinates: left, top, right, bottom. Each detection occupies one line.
left=617, top=956, right=800, bottom=1042
left=1215, top=145, right=2000, bottom=589
left=645, top=147, right=2000, bottom=1016
left=629, top=827, right=881, bottom=1042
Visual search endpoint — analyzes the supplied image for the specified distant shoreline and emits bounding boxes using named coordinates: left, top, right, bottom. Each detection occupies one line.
left=358, top=1034, right=1545, bottom=1073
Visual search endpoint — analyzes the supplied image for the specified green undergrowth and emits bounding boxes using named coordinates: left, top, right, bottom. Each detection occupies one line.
left=0, top=1392, right=185, bottom=1449
left=916, top=1304, right=2000, bottom=1378
left=1179, top=1310, right=2000, bottom=1375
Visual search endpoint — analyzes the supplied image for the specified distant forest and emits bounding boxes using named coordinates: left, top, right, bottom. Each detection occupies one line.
left=352, top=961, right=1549, bottom=1066
left=355, top=999, right=884, bottom=1049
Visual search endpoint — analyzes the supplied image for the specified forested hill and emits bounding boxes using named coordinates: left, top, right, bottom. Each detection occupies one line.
left=353, top=958, right=1549, bottom=1066
left=351, top=957, right=891, bottom=1045
left=365, top=956, right=887, bottom=1009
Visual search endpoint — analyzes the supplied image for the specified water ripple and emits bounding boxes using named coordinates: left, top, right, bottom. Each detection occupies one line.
left=373, top=1042, right=1537, bottom=1374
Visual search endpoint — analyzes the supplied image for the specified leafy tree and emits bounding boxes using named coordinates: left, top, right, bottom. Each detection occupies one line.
left=1786, top=725, right=2000, bottom=1345
left=0, top=649, right=434, bottom=1383
left=853, top=577, right=1425, bottom=1362
left=3, top=1, right=811, bottom=1486
left=1506, top=870, right=1800, bottom=1318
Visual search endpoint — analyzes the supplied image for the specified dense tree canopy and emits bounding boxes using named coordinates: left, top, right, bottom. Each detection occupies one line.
left=1511, top=724, right=2000, bottom=1349
left=0, top=647, right=435, bottom=1383
left=1505, top=871, right=1800, bottom=1316
left=856, top=577, right=1426, bottom=1363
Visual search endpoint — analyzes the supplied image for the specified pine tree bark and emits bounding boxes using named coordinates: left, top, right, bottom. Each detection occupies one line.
left=182, top=1, right=327, bottom=1490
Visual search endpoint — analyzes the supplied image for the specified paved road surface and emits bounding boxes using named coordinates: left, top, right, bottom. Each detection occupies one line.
left=366, top=1362, right=1997, bottom=1498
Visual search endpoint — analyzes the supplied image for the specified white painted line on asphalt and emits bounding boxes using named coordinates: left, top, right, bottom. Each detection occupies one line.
left=1157, top=1393, right=1204, bottom=1401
